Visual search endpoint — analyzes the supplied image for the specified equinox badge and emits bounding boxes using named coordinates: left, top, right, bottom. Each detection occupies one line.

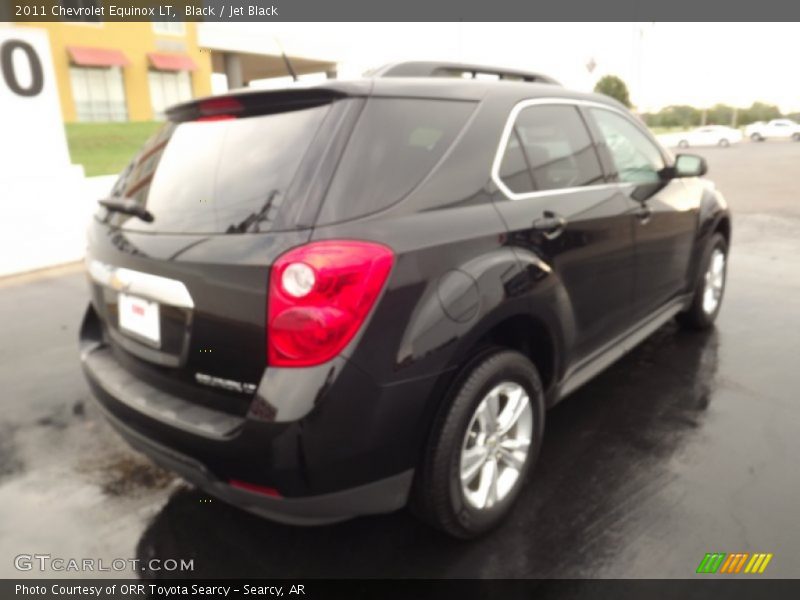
left=195, top=372, right=257, bottom=394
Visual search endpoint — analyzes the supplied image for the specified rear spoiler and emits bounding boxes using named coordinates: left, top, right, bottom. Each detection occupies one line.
left=166, top=88, right=348, bottom=122
left=370, top=61, right=560, bottom=85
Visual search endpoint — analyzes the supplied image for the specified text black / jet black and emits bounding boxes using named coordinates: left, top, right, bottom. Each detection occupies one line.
left=80, top=62, right=731, bottom=538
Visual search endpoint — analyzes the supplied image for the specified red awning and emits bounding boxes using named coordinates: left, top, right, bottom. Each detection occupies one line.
left=67, top=46, right=130, bottom=68
left=147, top=53, right=198, bottom=72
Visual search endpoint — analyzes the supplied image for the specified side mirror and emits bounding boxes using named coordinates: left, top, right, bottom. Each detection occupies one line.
left=674, top=154, right=707, bottom=178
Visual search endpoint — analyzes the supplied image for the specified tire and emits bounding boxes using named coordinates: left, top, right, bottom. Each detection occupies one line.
left=792, top=133, right=800, bottom=142
left=678, top=140, right=689, bottom=149
left=718, top=138, right=730, bottom=147
left=411, top=349, right=546, bottom=539
left=677, top=232, right=728, bottom=330
left=750, top=133, right=763, bottom=142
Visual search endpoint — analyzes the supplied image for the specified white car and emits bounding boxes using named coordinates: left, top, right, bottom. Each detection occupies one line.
left=657, top=126, right=743, bottom=149
left=744, top=119, right=800, bottom=142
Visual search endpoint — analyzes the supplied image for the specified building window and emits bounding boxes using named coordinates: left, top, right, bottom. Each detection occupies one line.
left=69, top=67, right=128, bottom=122
left=153, top=22, right=186, bottom=36
left=148, top=70, right=193, bottom=120
left=60, top=0, right=102, bottom=23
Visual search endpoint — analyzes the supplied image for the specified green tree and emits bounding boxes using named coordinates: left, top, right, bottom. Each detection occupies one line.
left=655, top=105, right=702, bottom=128
left=641, top=113, right=659, bottom=127
left=706, top=104, right=736, bottom=126
left=739, top=102, right=782, bottom=125
left=594, top=75, right=632, bottom=108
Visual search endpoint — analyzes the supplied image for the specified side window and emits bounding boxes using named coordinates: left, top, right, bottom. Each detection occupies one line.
left=317, top=98, right=476, bottom=224
left=498, top=104, right=604, bottom=195
left=590, top=108, right=665, bottom=184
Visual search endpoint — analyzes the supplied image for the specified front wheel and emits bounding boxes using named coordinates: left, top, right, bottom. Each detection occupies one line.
left=750, top=133, right=763, bottom=142
left=411, top=349, right=545, bottom=539
left=677, top=232, right=728, bottom=330
left=718, top=138, right=730, bottom=147
left=678, top=139, right=689, bottom=149
left=792, top=133, right=800, bottom=142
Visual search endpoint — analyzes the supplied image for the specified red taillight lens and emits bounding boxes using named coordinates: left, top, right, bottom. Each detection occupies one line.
left=267, top=240, right=394, bottom=367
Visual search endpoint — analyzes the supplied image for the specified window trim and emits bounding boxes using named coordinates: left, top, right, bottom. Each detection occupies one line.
left=491, top=97, right=668, bottom=201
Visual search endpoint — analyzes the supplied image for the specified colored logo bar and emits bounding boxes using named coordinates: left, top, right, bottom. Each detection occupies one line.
left=696, top=553, right=773, bottom=574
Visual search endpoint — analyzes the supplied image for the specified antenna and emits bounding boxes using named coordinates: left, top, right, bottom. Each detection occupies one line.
left=273, top=36, right=298, bottom=82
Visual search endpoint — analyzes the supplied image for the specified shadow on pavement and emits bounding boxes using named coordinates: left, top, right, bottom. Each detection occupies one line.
left=136, top=324, right=719, bottom=579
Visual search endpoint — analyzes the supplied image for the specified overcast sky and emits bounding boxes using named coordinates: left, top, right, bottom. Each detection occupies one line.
left=211, top=22, right=800, bottom=112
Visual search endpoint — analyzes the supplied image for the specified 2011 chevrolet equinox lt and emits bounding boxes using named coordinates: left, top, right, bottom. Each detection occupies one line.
left=80, top=62, right=731, bottom=538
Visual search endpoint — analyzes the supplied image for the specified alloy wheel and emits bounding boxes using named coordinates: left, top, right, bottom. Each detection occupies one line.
left=703, top=248, right=726, bottom=314
left=459, top=381, right=533, bottom=510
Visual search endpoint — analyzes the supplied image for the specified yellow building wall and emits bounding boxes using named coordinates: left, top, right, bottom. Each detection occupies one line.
left=17, top=21, right=212, bottom=122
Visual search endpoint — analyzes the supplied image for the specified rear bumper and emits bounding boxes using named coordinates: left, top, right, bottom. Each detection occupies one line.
left=94, top=397, right=412, bottom=525
left=79, top=304, right=435, bottom=524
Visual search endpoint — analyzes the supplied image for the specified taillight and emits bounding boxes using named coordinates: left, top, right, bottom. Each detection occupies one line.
left=267, top=240, right=394, bottom=367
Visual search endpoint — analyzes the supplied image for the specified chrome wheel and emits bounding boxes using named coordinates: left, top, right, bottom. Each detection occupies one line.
left=702, top=248, right=726, bottom=315
left=459, top=381, right=533, bottom=510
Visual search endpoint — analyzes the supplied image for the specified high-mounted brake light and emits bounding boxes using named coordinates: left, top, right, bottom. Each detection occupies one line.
left=196, top=114, right=237, bottom=122
left=196, top=97, right=242, bottom=121
left=267, top=241, right=394, bottom=367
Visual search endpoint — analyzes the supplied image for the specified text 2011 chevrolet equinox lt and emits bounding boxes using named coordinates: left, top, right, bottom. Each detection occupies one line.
left=80, top=62, right=731, bottom=538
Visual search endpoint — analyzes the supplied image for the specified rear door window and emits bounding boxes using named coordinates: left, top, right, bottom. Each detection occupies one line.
left=497, top=104, right=605, bottom=197
left=107, top=103, right=331, bottom=233
left=315, top=98, right=476, bottom=224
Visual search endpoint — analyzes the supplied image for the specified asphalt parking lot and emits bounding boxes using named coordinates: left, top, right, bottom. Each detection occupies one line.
left=1, top=140, right=799, bottom=579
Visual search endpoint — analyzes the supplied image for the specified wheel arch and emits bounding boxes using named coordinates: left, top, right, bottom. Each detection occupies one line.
left=686, top=187, right=731, bottom=295
left=435, top=304, right=565, bottom=414
left=714, top=214, right=732, bottom=246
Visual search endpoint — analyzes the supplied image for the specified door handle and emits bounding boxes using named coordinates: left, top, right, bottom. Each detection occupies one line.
left=532, top=211, right=567, bottom=240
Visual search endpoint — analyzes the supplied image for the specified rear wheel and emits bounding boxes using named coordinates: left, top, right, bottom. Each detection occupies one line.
left=750, top=133, right=763, bottom=142
left=677, top=233, right=728, bottom=330
left=678, top=139, right=689, bottom=148
left=411, top=349, right=545, bottom=539
left=792, top=133, right=800, bottom=142
left=718, top=138, right=730, bottom=147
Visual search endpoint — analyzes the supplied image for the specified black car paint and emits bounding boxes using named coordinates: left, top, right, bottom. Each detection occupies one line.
left=80, top=77, right=730, bottom=521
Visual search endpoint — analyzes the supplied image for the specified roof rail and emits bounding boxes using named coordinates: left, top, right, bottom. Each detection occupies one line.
left=369, top=61, right=560, bottom=85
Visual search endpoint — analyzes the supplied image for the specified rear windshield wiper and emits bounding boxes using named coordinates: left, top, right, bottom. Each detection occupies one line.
left=98, top=198, right=154, bottom=223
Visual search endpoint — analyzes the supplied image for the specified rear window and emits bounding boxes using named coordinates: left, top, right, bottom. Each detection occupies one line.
left=315, top=98, right=476, bottom=224
left=106, top=103, right=330, bottom=233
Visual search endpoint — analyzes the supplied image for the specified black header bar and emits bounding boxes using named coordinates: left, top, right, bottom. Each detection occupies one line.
left=4, top=0, right=800, bottom=22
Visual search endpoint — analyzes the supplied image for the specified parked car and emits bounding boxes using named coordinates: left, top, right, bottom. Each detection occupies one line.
left=80, top=61, right=731, bottom=538
left=657, top=125, right=743, bottom=148
left=744, top=118, right=800, bottom=141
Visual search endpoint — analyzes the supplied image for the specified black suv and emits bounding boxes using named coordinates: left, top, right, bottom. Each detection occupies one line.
left=80, top=62, right=730, bottom=538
